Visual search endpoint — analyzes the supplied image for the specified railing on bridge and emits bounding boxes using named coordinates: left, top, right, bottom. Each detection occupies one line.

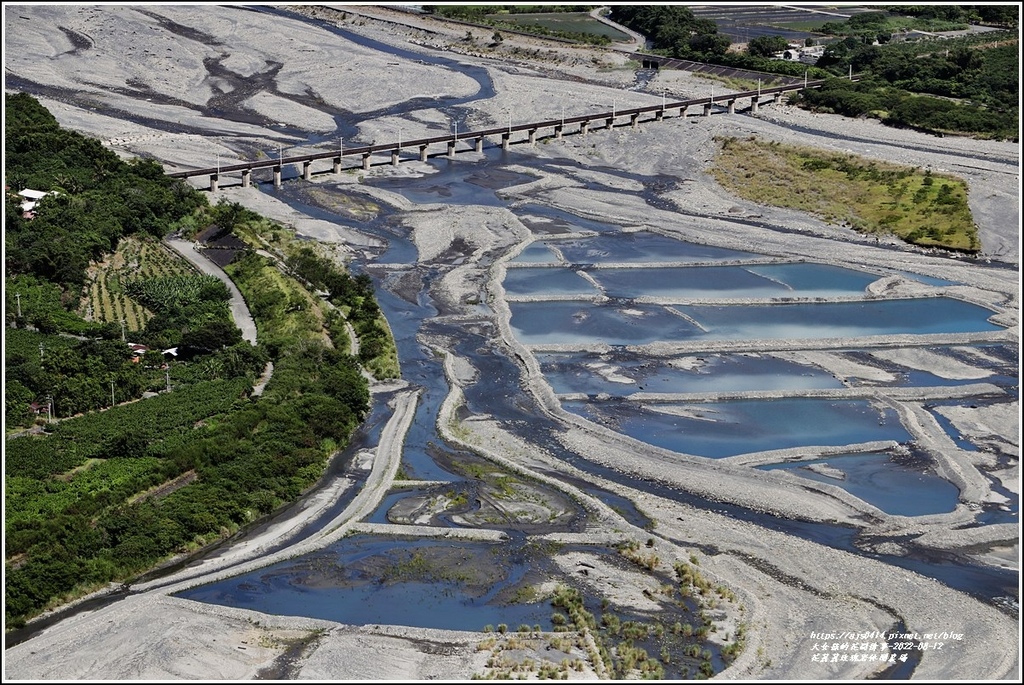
left=168, top=77, right=848, bottom=189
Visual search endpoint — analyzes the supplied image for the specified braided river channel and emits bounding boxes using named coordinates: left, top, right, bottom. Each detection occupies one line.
left=175, top=139, right=1017, bottom=673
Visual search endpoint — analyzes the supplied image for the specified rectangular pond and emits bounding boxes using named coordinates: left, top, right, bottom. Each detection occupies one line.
left=509, top=298, right=1003, bottom=346
left=562, top=397, right=911, bottom=458
left=503, top=267, right=600, bottom=297
left=678, top=298, right=1004, bottom=341
left=552, top=232, right=760, bottom=264
left=757, top=452, right=961, bottom=516
left=538, top=351, right=843, bottom=396
left=587, top=263, right=880, bottom=300
left=486, top=11, right=633, bottom=42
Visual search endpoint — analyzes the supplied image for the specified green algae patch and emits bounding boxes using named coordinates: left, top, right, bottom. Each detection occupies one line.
left=710, top=136, right=980, bottom=252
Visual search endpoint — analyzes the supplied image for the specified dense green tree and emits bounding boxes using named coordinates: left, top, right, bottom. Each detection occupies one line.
left=5, top=93, right=206, bottom=292
left=610, top=5, right=730, bottom=58
left=180, top=319, right=243, bottom=353
left=747, top=35, right=789, bottom=58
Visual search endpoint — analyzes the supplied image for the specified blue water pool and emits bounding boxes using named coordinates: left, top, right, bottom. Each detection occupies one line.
left=587, top=263, right=878, bottom=300
left=678, top=298, right=1002, bottom=341
left=758, top=452, right=961, bottom=516
left=503, top=267, right=600, bottom=297
left=563, top=397, right=910, bottom=458
left=510, top=242, right=562, bottom=264
left=538, top=351, right=842, bottom=395
left=553, top=232, right=759, bottom=264
left=510, top=297, right=1001, bottom=346
left=176, top=536, right=553, bottom=631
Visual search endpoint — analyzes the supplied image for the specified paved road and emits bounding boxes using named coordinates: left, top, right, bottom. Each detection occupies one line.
left=165, top=237, right=257, bottom=345
left=590, top=6, right=646, bottom=52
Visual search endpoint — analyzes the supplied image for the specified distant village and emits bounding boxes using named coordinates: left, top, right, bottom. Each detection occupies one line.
left=770, top=27, right=959, bottom=65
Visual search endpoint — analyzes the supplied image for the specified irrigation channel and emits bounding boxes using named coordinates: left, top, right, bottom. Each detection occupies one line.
left=5, top=6, right=1017, bottom=679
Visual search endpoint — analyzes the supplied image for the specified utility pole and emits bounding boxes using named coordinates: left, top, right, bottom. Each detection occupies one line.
left=120, top=318, right=126, bottom=342
left=39, top=343, right=45, bottom=361
left=15, top=292, right=22, bottom=318
left=110, top=379, right=115, bottom=407
left=45, top=394, right=53, bottom=423
left=165, top=368, right=172, bottom=392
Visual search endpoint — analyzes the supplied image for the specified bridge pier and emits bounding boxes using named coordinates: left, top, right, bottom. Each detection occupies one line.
left=727, top=99, right=736, bottom=115
left=606, top=117, right=614, bottom=130
left=655, top=109, right=664, bottom=121
left=501, top=132, right=510, bottom=151
left=773, top=92, right=782, bottom=104
left=391, top=149, right=400, bottom=166
left=273, top=165, right=282, bottom=189
left=241, top=169, right=251, bottom=189
left=419, top=144, right=428, bottom=162
left=302, top=160, right=312, bottom=181
left=475, top=136, right=483, bottom=153
left=631, top=113, right=639, bottom=129
left=209, top=174, right=218, bottom=192
left=679, top=104, right=688, bottom=117
left=362, top=153, right=371, bottom=170
left=555, top=124, right=563, bottom=139
left=750, top=96, right=759, bottom=114
left=580, top=120, right=589, bottom=136
left=528, top=129, right=536, bottom=145
left=333, top=156, right=342, bottom=174
left=447, top=141, right=456, bottom=159
left=703, top=102, right=712, bottom=117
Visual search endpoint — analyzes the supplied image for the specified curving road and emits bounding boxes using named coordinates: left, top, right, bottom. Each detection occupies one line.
left=590, top=6, right=646, bottom=52
left=165, top=237, right=257, bottom=345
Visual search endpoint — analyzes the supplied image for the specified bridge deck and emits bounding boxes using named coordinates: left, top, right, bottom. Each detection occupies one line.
left=168, top=78, right=848, bottom=179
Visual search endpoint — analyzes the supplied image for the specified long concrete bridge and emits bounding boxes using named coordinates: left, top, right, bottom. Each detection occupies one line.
left=168, top=78, right=842, bottom=191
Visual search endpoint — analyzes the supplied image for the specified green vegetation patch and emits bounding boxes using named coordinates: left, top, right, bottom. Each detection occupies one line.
left=426, top=5, right=612, bottom=45
left=5, top=94, right=383, bottom=628
left=819, top=10, right=969, bottom=37
left=710, top=136, right=979, bottom=252
left=79, top=235, right=198, bottom=333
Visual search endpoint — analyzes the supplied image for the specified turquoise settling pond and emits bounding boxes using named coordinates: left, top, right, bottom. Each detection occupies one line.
left=563, top=398, right=910, bottom=459
left=510, top=297, right=1001, bottom=346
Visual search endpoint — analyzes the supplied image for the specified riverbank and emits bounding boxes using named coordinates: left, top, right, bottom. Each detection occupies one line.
left=3, top=3, right=1019, bottom=681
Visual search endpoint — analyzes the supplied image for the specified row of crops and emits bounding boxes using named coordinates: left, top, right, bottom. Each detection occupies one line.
left=79, top=237, right=198, bottom=332
left=5, top=377, right=254, bottom=480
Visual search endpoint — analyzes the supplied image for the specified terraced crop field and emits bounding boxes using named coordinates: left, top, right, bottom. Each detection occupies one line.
left=80, top=236, right=198, bottom=332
